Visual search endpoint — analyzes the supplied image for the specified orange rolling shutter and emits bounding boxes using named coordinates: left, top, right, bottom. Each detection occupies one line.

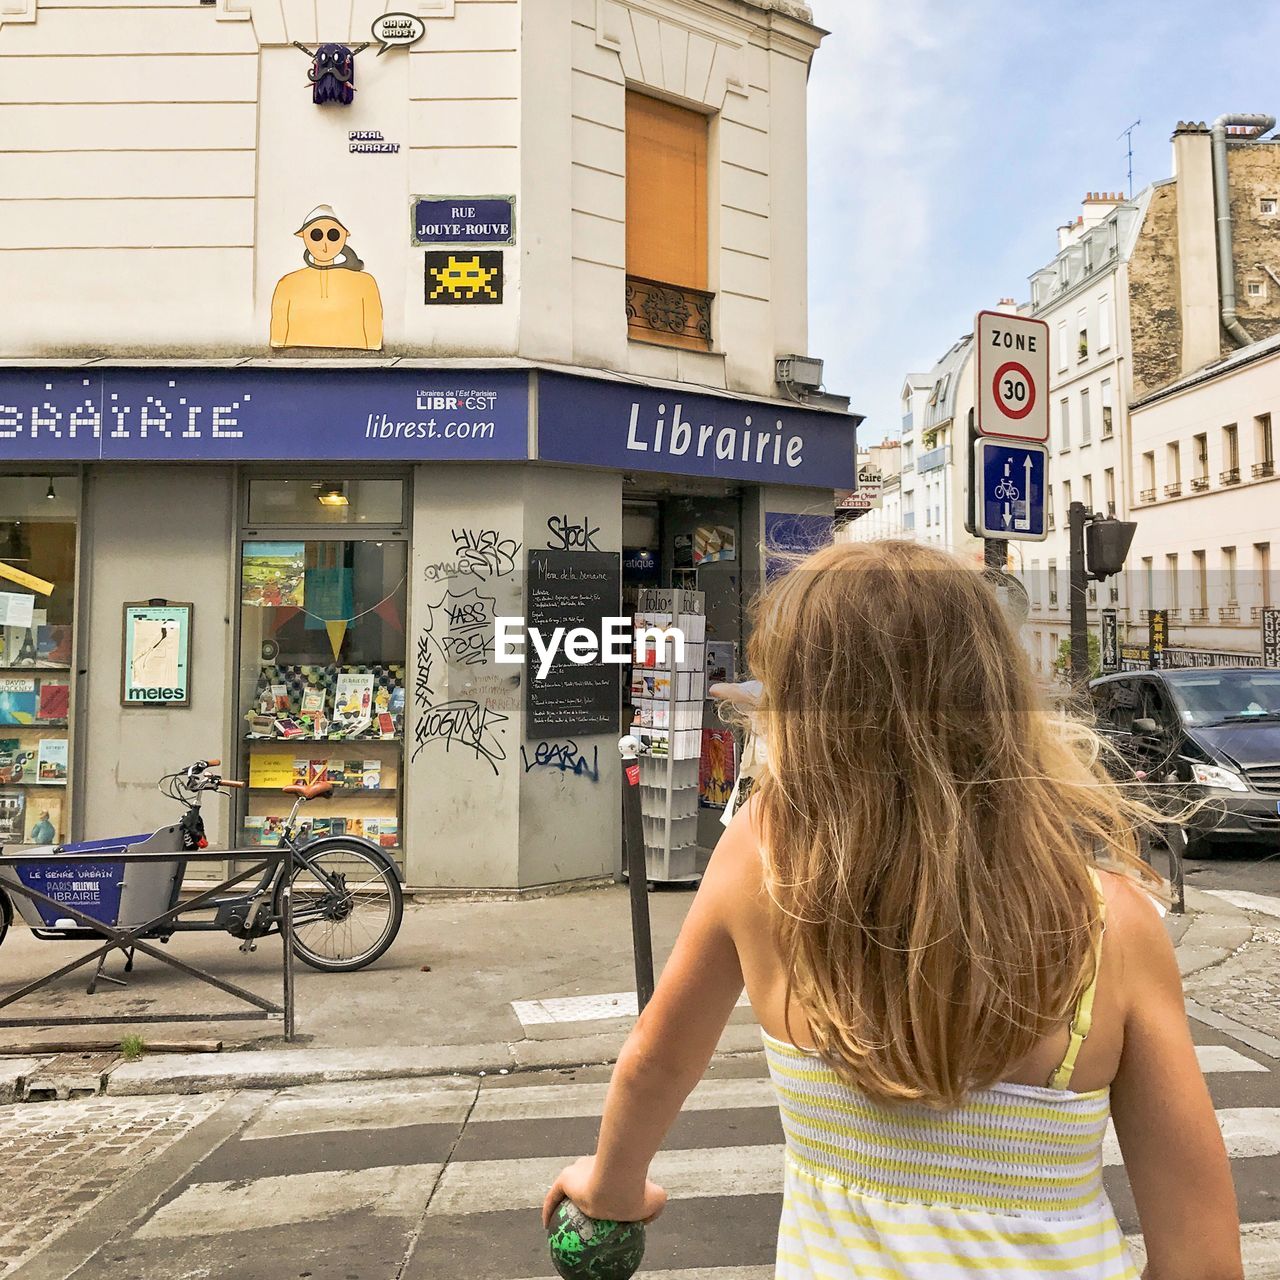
left=626, top=92, right=708, bottom=291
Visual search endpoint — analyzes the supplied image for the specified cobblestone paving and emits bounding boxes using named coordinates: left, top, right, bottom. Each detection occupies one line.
left=0, top=1093, right=226, bottom=1276
left=1187, top=925, right=1280, bottom=1041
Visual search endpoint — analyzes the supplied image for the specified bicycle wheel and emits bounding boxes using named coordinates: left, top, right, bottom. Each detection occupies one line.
left=279, top=838, right=404, bottom=972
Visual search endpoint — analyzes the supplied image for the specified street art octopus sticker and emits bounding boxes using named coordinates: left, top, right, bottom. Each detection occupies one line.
left=425, top=252, right=504, bottom=305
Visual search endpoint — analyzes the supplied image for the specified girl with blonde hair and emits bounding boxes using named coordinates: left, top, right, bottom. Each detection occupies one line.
left=545, top=539, right=1240, bottom=1279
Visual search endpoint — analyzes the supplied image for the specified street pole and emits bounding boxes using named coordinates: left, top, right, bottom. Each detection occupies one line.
left=983, top=538, right=1008, bottom=574
left=618, top=735, right=655, bottom=1012
left=1068, top=500, right=1090, bottom=686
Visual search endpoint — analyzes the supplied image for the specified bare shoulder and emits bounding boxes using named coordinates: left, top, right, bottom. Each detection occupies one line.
left=1096, top=867, right=1178, bottom=1000
left=699, top=798, right=768, bottom=916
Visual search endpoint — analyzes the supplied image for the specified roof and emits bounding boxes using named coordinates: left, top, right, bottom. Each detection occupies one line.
left=1131, top=329, right=1280, bottom=409
left=919, top=336, right=974, bottom=431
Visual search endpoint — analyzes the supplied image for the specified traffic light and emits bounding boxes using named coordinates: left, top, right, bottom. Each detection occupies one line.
left=1085, top=515, right=1137, bottom=581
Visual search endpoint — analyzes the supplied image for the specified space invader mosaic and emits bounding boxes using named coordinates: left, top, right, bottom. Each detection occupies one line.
left=424, top=252, right=504, bottom=305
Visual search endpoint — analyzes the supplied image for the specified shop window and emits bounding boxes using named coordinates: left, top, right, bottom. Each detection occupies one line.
left=625, top=91, right=712, bottom=352
left=247, top=478, right=405, bottom=527
left=237, top=536, right=408, bottom=869
left=0, top=476, right=80, bottom=849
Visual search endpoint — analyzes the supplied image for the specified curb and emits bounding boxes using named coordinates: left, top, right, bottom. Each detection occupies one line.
left=99, top=1023, right=767, bottom=1099
left=1175, top=887, right=1254, bottom=979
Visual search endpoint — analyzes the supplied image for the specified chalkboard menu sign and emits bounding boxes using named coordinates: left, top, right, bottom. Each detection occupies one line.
left=525, top=550, right=622, bottom=738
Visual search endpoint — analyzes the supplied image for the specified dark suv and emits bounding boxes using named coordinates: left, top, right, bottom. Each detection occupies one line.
left=1089, top=667, right=1280, bottom=855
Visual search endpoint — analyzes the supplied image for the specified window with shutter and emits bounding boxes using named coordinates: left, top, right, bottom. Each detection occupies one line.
left=625, top=92, right=713, bottom=351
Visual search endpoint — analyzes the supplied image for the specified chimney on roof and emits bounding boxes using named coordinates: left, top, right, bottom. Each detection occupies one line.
left=995, top=298, right=1019, bottom=314
left=1080, top=190, right=1124, bottom=231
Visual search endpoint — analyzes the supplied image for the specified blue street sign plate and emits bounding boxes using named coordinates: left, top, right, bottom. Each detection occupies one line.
left=974, top=439, right=1049, bottom=541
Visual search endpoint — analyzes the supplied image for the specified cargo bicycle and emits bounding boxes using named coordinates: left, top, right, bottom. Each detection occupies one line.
left=0, top=758, right=404, bottom=975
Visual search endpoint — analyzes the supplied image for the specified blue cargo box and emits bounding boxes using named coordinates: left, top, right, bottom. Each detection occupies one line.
left=9, top=825, right=187, bottom=931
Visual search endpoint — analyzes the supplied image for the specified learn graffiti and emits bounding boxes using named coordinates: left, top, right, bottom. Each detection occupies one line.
left=452, top=527, right=521, bottom=580
left=546, top=513, right=601, bottom=552
left=520, top=740, right=600, bottom=782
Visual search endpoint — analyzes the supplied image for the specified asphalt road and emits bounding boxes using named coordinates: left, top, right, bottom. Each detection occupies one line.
left=1184, top=838, right=1280, bottom=896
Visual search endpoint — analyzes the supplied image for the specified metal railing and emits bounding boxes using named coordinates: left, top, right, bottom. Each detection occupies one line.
left=1190, top=475, right=1210, bottom=492
left=0, top=846, right=296, bottom=1037
left=1219, top=604, right=1241, bottom=622
left=625, top=276, right=713, bottom=351
left=1164, top=482, right=1183, bottom=498
left=1139, top=487, right=1157, bottom=503
left=1220, top=467, right=1241, bottom=485
left=1254, top=460, right=1276, bottom=479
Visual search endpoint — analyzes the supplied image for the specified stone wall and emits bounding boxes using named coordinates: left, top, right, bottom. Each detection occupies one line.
left=1128, top=184, right=1182, bottom=400
left=1130, top=139, right=1280, bottom=401
left=1228, top=143, right=1280, bottom=343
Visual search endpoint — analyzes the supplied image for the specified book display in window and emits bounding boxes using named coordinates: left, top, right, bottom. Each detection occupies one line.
left=242, top=664, right=404, bottom=856
left=631, top=589, right=707, bottom=883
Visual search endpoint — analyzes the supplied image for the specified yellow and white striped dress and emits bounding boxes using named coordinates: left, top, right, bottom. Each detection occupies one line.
left=763, top=912, right=1139, bottom=1280
left=765, top=1032, right=1138, bottom=1278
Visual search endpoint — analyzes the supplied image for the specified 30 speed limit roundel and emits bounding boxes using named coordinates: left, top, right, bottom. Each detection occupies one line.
left=992, top=361, right=1036, bottom=420
left=975, top=311, right=1050, bottom=441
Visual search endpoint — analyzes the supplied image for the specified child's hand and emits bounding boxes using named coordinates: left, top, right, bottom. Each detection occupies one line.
left=541, top=1155, right=667, bottom=1228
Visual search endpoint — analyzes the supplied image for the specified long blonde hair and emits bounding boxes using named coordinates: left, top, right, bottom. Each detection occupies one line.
left=747, top=539, right=1160, bottom=1107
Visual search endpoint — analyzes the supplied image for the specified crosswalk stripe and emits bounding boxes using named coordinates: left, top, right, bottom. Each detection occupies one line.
left=1126, top=1219, right=1280, bottom=1270
left=512, top=1271, right=774, bottom=1280
left=436, top=1104, right=1280, bottom=1216
left=133, top=1165, right=442, bottom=1240
left=1203, top=889, right=1280, bottom=921
left=429, top=1144, right=785, bottom=1216
left=471, top=1076, right=777, bottom=1124
left=1104, top=1108, right=1280, bottom=1165
left=242, top=1078, right=478, bottom=1139
left=513, top=991, right=751, bottom=1026
left=1195, top=1043, right=1268, bottom=1073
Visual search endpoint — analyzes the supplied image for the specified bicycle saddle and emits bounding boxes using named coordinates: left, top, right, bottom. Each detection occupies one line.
left=284, top=781, right=335, bottom=800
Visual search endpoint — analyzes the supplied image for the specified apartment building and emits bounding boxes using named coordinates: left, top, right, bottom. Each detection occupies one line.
left=1023, top=114, right=1280, bottom=676
left=0, top=0, right=857, bottom=889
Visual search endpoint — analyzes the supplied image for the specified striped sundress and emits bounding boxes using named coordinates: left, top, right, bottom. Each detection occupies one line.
left=762, top=888, right=1138, bottom=1278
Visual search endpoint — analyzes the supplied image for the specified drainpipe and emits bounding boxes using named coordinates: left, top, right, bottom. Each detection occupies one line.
left=1211, top=112, right=1276, bottom=348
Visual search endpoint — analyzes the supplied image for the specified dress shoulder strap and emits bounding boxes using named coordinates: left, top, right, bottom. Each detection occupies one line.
left=1047, top=868, right=1107, bottom=1091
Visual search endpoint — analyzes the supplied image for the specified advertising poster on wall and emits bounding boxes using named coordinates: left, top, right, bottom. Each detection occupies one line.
left=121, top=603, right=192, bottom=707
left=693, top=525, right=736, bottom=565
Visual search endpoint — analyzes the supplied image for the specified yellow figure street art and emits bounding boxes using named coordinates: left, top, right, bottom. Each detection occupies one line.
left=424, top=251, right=504, bottom=305
left=270, top=206, right=384, bottom=350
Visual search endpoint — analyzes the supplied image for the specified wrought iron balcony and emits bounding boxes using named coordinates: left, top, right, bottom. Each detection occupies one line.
left=1190, top=475, right=1210, bottom=492
left=1254, top=460, right=1276, bottom=479
left=1189, top=607, right=1210, bottom=622
left=1252, top=604, right=1271, bottom=621
left=1164, top=482, right=1182, bottom=498
left=1219, top=604, right=1240, bottom=622
left=1139, top=487, right=1157, bottom=503
left=1220, top=467, right=1241, bottom=485
left=625, top=276, right=713, bottom=351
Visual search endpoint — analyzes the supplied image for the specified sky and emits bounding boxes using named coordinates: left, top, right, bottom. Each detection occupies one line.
left=806, top=0, right=1280, bottom=442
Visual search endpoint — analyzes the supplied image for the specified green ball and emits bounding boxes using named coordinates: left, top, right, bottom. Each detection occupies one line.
left=547, top=1199, right=646, bottom=1280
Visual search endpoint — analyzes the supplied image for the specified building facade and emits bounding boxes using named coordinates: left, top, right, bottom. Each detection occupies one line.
left=1126, top=332, right=1279, bottom=662
left=0, top=0, right=857, bottom=890
left=1020, top=116, right=1280, bottom=677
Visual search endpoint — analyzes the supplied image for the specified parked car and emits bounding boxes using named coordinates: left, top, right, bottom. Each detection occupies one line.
left=1089, top=666, right=1280, bottom=855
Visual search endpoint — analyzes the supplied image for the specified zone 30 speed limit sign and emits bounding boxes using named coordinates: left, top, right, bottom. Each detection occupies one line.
left=976, top=310, right=1050, bottom=442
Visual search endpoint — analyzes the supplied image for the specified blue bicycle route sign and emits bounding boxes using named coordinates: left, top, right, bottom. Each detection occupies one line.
left=974, top=439, right=1049, bottom=541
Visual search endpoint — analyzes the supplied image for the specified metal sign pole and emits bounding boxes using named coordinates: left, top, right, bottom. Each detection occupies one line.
left=618, top=736, right=655, bottom=1012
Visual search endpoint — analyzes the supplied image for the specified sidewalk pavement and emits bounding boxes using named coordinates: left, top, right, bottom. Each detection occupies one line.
left=0, top=882, right=1271, bottom=1101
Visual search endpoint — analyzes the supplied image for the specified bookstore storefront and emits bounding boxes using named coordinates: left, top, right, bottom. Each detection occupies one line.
left=0, top=364, right=854, bottom=890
